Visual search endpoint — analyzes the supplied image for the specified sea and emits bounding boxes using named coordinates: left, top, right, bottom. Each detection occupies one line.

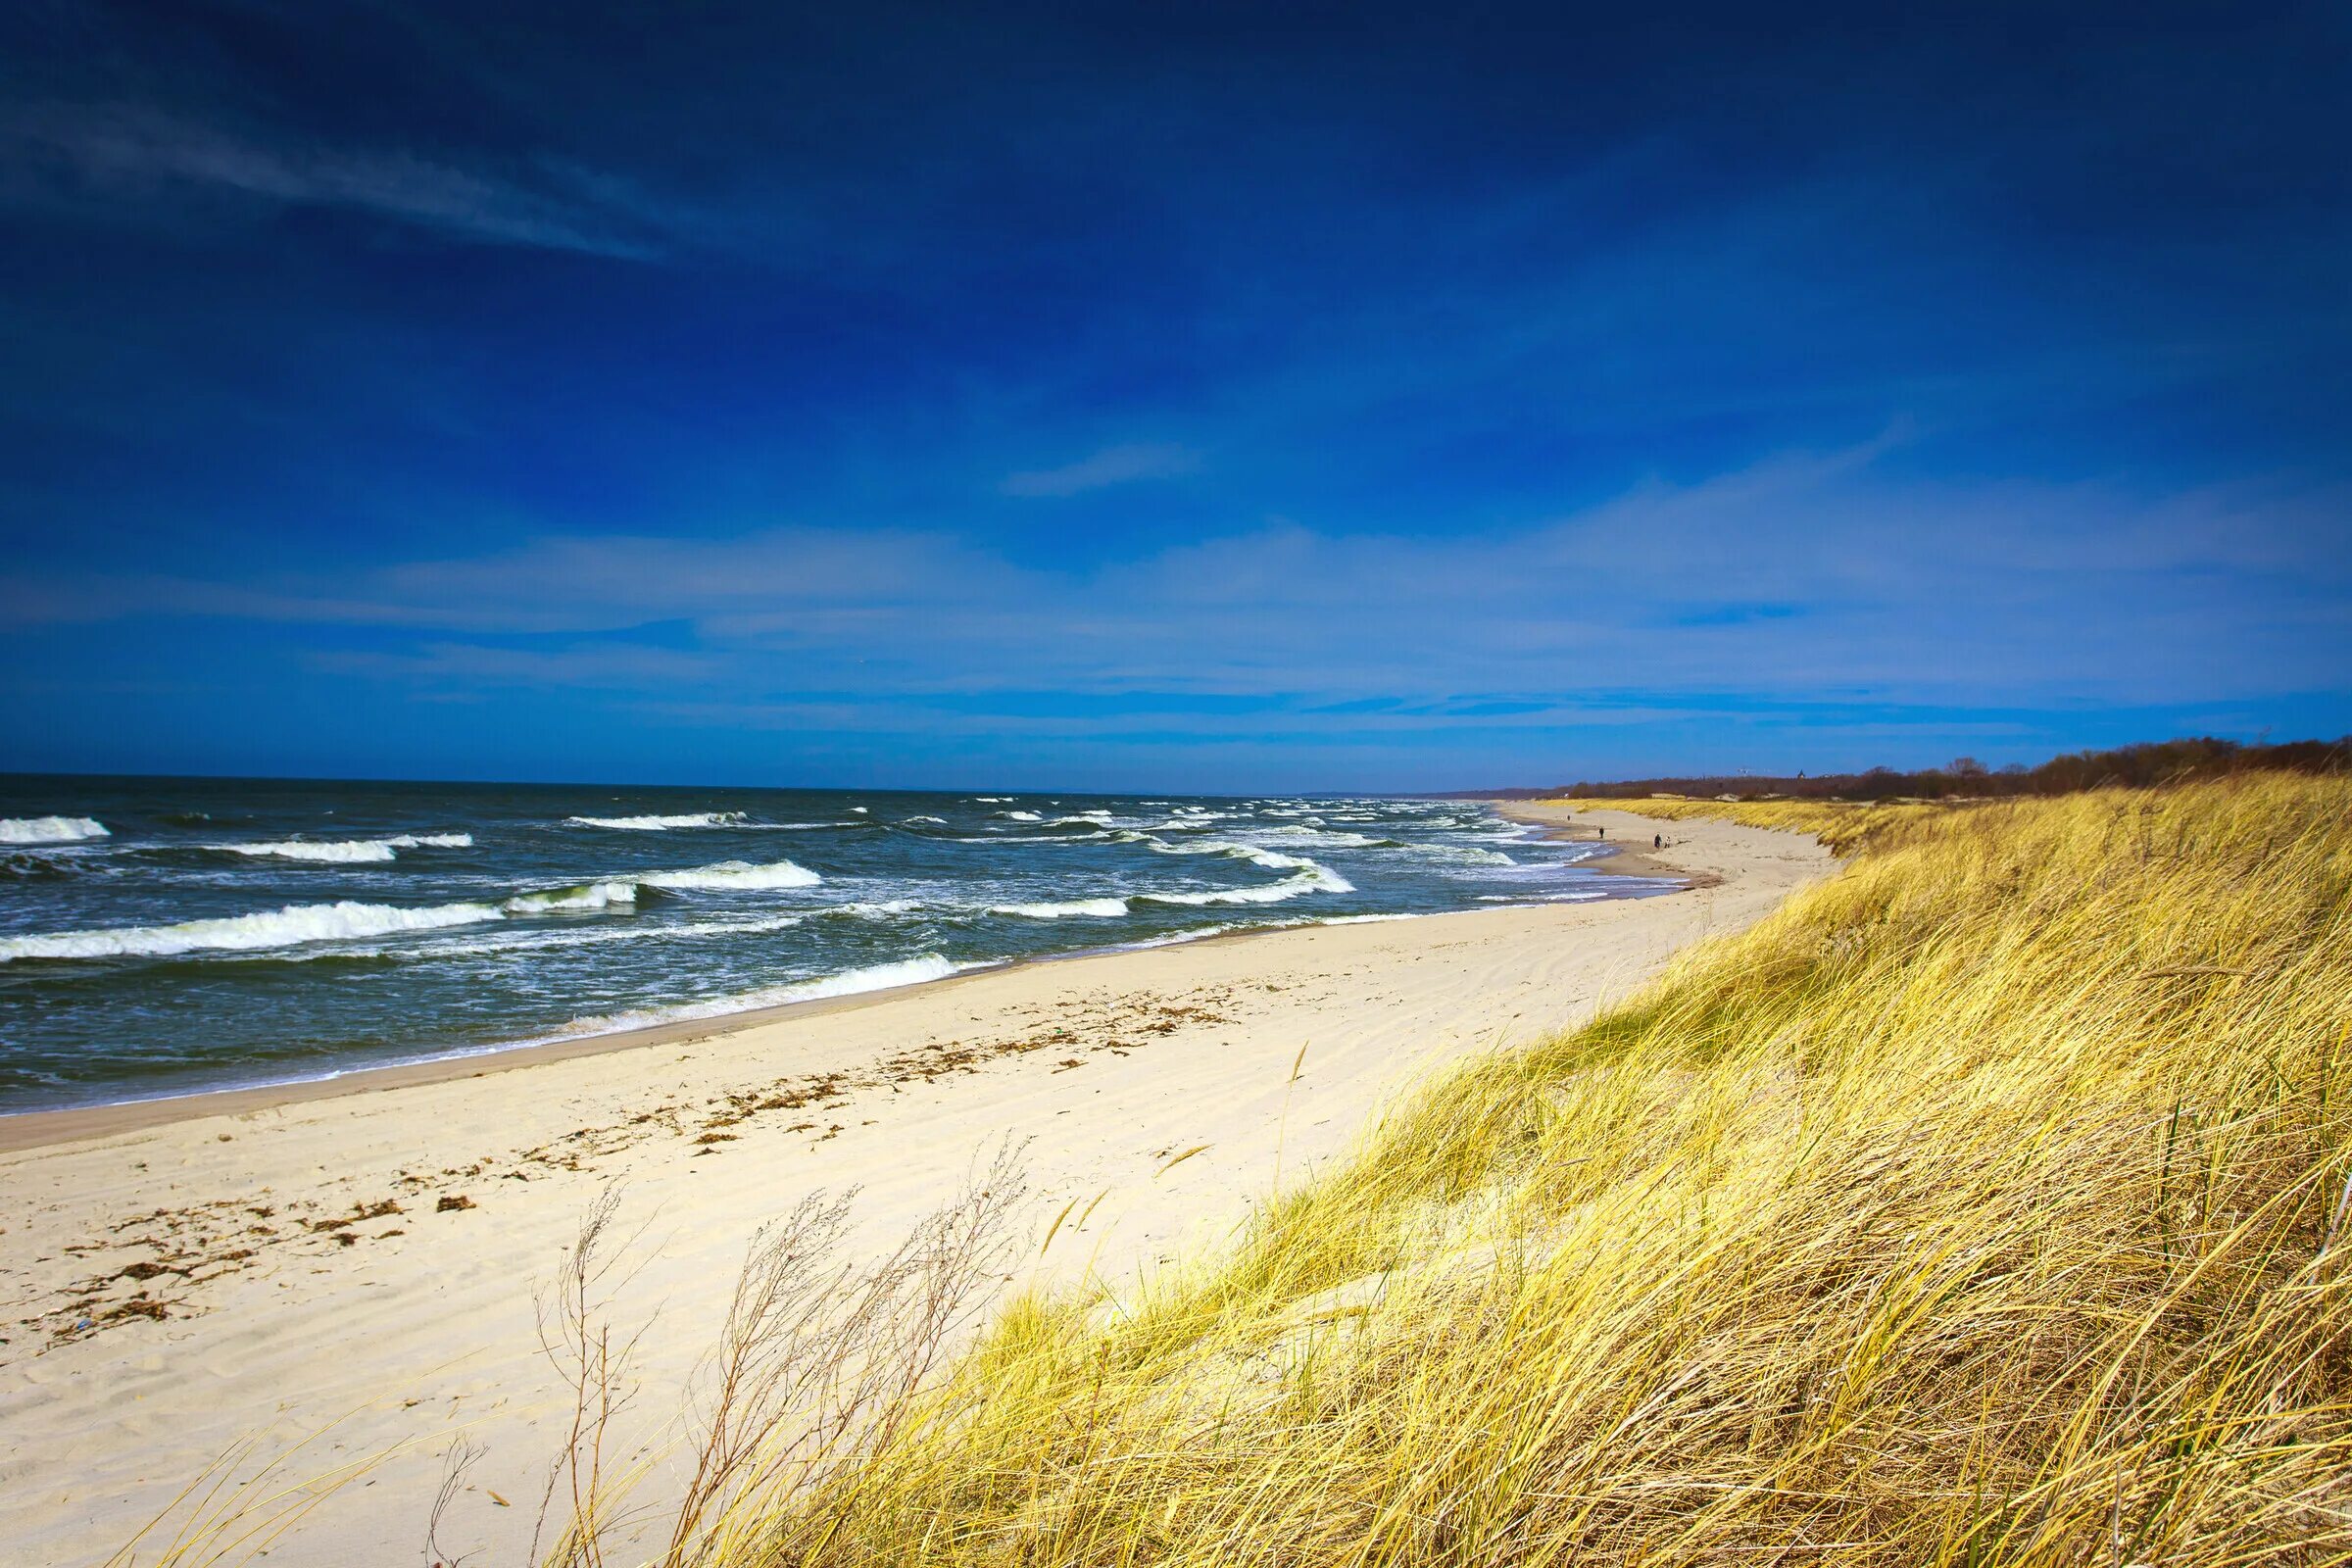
left=0, top=777, right=1679, bottom=1114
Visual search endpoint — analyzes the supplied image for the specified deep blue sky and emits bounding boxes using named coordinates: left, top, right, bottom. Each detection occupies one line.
left=2, top=2, right=2346, bottom=790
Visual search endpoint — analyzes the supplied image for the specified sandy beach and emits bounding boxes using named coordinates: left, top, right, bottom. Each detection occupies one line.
left=0, top=807, right=1832, bottom=1567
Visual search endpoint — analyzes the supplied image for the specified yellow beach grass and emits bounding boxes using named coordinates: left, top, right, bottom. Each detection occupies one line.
left=628, top=774, right=2352, bottom=1565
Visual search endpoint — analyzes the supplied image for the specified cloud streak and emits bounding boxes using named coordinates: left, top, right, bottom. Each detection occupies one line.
left=12, top=441, right=2345, bottom=733
left=1002, top=443, right=1198, bottom=498
left=2, top=103, right=662, bottom=256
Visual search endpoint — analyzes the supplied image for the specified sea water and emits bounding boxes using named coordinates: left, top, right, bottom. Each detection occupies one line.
left=0, top=777, right=1678, bottom=1112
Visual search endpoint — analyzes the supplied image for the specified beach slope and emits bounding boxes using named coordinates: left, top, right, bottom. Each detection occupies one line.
left=0, top=808, right=1830, bottom=1567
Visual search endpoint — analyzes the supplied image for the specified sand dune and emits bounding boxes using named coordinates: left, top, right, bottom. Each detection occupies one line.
left=0, top=808, right=1832, bottom=1567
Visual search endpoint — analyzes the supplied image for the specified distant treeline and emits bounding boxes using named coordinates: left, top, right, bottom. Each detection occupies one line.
left=1546, top=735, right=2352, bottom=803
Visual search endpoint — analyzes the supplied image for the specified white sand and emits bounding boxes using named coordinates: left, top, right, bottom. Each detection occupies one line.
left=0, top=807, right=1832, bottom=1566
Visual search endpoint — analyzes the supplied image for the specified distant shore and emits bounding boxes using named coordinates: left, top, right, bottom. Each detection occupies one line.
left=0, top=807, right=1835, bottom=1568
left=1494, top=798, right=1717, bottom=883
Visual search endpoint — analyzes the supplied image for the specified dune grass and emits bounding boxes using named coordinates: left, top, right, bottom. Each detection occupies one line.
left=1565, top=795, right=1954, bottom=855
left=617, top=773, right=2351, bottom=1566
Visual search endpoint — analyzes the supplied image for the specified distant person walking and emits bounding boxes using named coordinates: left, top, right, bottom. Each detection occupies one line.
left=1653, top=832, right=1662, bottom=849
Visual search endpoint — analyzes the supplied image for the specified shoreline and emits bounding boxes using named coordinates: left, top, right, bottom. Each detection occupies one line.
left=1494, top=798, right=1716, bottom=883
left=0, top=806, right=1833, bottom=1568
left=0, top=808, right=1647, bottom=1152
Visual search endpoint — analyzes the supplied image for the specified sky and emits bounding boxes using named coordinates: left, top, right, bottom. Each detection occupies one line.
left=1, top=1, right=2346, bottom=792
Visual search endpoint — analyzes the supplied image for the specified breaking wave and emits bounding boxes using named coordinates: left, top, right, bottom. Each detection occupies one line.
left=1, top=815, right=109, bottom=844
left=1138, top=858, right=1354, bottom=906
left=567, top=811, right=749, bottom=831
left=638, top=858, right=822, bottom=891
left=220, top=833, right=473, bottom=863
left=989, top=896, right=1131, bottom=919
left=3, top=879, right=640, bottom=962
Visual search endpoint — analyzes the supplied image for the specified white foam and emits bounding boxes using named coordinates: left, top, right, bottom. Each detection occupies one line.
left=848, top=806, right=869, bottom=813
left=998, top=809, right=1044, bottom=821
left=1138, top=859, right=1353, bottom=906
left=1, top=898, right=507, bottom=961
left=1043, top=812, right=1114, bottom=827
left=1141, top=838, right=1345, bottom=877
left=220, top=832, right=473, bottom=863
left=638, top=858, right=822, bottom=891
left=0, top=815, right=109, bottom=844
left=554, top=955, right=969, bottom=1037
left=389, top=910, right=813, bottom=962
left=567, top=811, right=747, bottom=830
left=818, top=898, right=923, bottom=918
left=973, top=796, right=1011, bottom=803
left=1, top=874, right=652, bottom=962
left=989, top=897, right=1131, bottom=919
left=1407, top=844, right=1517, bottom=865
left=501, top=880, right=640, bottom=913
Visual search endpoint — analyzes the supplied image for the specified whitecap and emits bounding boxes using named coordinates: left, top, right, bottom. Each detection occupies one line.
left=816, top=898, right=923, bottom=919
left=989, top=896, right=1131, bottom=919
left=904, top=814, right=947, bottom=825
left=638, top=858, right=821, bottom=891
left=1403, top=844, right=1517, bottom=866
left=500, top=880, right=640, bottom=913
left=0, top=815, right=109, bottom=844
left=1, top=875, right=651, bottom=962
left=1137, top=859, right=1353, bottom=906
left=0, top=898, right=508, bottom=961
left=220, top=832, right=473, bottom=863
left=567, top=811, right=748, bottom=830
left=997, top=809, right=1044, bottom=821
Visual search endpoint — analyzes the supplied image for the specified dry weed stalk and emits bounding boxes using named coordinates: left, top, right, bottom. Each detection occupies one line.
left=526, top=1144, right=1028, bottom=1568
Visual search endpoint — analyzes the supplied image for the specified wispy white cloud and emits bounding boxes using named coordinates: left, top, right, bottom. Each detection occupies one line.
left=9, top=440, right=2344, bottom=730
left=1002, top=442, right=1197, bottom=498
left=1, top=103, right=664, bottom=256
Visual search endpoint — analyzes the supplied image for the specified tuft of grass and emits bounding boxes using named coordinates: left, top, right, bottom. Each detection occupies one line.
left=682, top=774, right=2352, bottom=1565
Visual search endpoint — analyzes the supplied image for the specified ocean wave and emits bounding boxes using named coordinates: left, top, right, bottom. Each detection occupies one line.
left=1139, top=838, right=1345, bottom=877
left=503, top=880, right=639, bottom=913
left=817, top=898, right=923, bottom=919
left=933, top=831, right=1103, bottom=845
left=997, top=809, right=1044, bottom=821
left=1249, top=825, right=1395, bottom=848
left=566, top=810, right=748, bottom=830
left=989, top=896, right=1131, bottom=919
left=638, top=858, right=822, bottom=891
left=904, top=814, right=946, bottom=824
left=1405, top=844, right=1517, bottom=865
left=1137, top=859, right=1353, bottom=906
left=3, top=877, right=640, bottom=962
left=1043, top=812, right=1114, bottom=827
left=392, top=910, right=813, bottom=962
left=219, top=832, right=473, bottom=863
left=0, top=815, right=109, bottom=844
left=0, top=898, right=509, bottom=961
left=553, top=954, right=970, bottom=1037
left=1, top=851, right=98, bottom=881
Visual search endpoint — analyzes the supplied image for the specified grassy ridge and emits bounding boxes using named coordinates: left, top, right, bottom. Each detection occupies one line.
left=684, top=777, right=2352, bottom=1564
